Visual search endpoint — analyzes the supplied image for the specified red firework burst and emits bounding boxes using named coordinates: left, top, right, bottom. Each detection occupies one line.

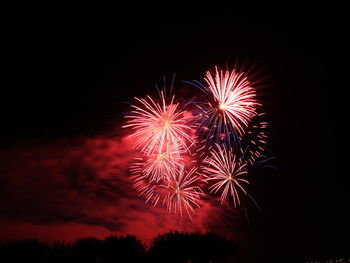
left=123, top=91, right=195, bottom=155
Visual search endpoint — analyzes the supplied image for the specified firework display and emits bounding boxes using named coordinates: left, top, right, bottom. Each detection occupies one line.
left=123, top=65, right=271, bottom=218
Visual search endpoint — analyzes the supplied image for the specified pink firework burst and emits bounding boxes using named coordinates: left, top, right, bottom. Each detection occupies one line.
left=201, top=144, right=249, bottom=207
left=194, top=66, right=259, bottom=147
left=123, top=91, right=195, bottom=155
left=162, top=166, right=204, bottom=219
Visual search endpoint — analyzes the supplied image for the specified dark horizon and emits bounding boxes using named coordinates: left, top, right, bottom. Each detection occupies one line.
left=1, top=5, right=348, bottom=263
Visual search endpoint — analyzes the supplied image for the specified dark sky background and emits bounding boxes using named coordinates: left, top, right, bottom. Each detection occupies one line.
left=1, top=6, right=347, bottom=263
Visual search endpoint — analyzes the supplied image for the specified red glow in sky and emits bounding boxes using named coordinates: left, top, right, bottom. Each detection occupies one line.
left=0, top=133, right=246, bottom=244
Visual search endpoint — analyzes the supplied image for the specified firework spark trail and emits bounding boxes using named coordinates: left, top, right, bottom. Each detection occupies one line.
left=241, top=113, right=270, bottom=166
left=201, top=144, right=249, bottom=207
left=162, top=166, right=203, bottom=219
left=123, top=91, right=195, bottom=155
left=193, top=67, right=259, bottom=148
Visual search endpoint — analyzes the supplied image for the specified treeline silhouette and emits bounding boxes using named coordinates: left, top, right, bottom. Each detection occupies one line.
left=0, top=231, right=236, bottom=263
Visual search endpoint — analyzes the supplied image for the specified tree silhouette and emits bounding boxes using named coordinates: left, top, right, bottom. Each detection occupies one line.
left=147, top=231, right=237, bottom=263
left=102, top=235, right=145, bottom=262
left=71, top=237, right=103, bottom=263
left=0, top=232, right=236, bottom=262
left=49, top=241, right=72, bottom=263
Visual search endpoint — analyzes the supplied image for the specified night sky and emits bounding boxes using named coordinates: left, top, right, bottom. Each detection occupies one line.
left=1, top=6, right=348, bottom=263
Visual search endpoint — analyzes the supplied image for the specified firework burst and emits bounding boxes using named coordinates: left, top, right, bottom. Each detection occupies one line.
left=201, top=144, right=249, bottom=207
left=123, top=91, right=195, bottom=155
left=162, top=166, right=203, bottom=219
left=193, top=66, right=259, bottom=148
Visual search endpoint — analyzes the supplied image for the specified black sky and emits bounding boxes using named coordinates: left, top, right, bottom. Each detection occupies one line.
left=1, top=5, right=348, bottom=262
